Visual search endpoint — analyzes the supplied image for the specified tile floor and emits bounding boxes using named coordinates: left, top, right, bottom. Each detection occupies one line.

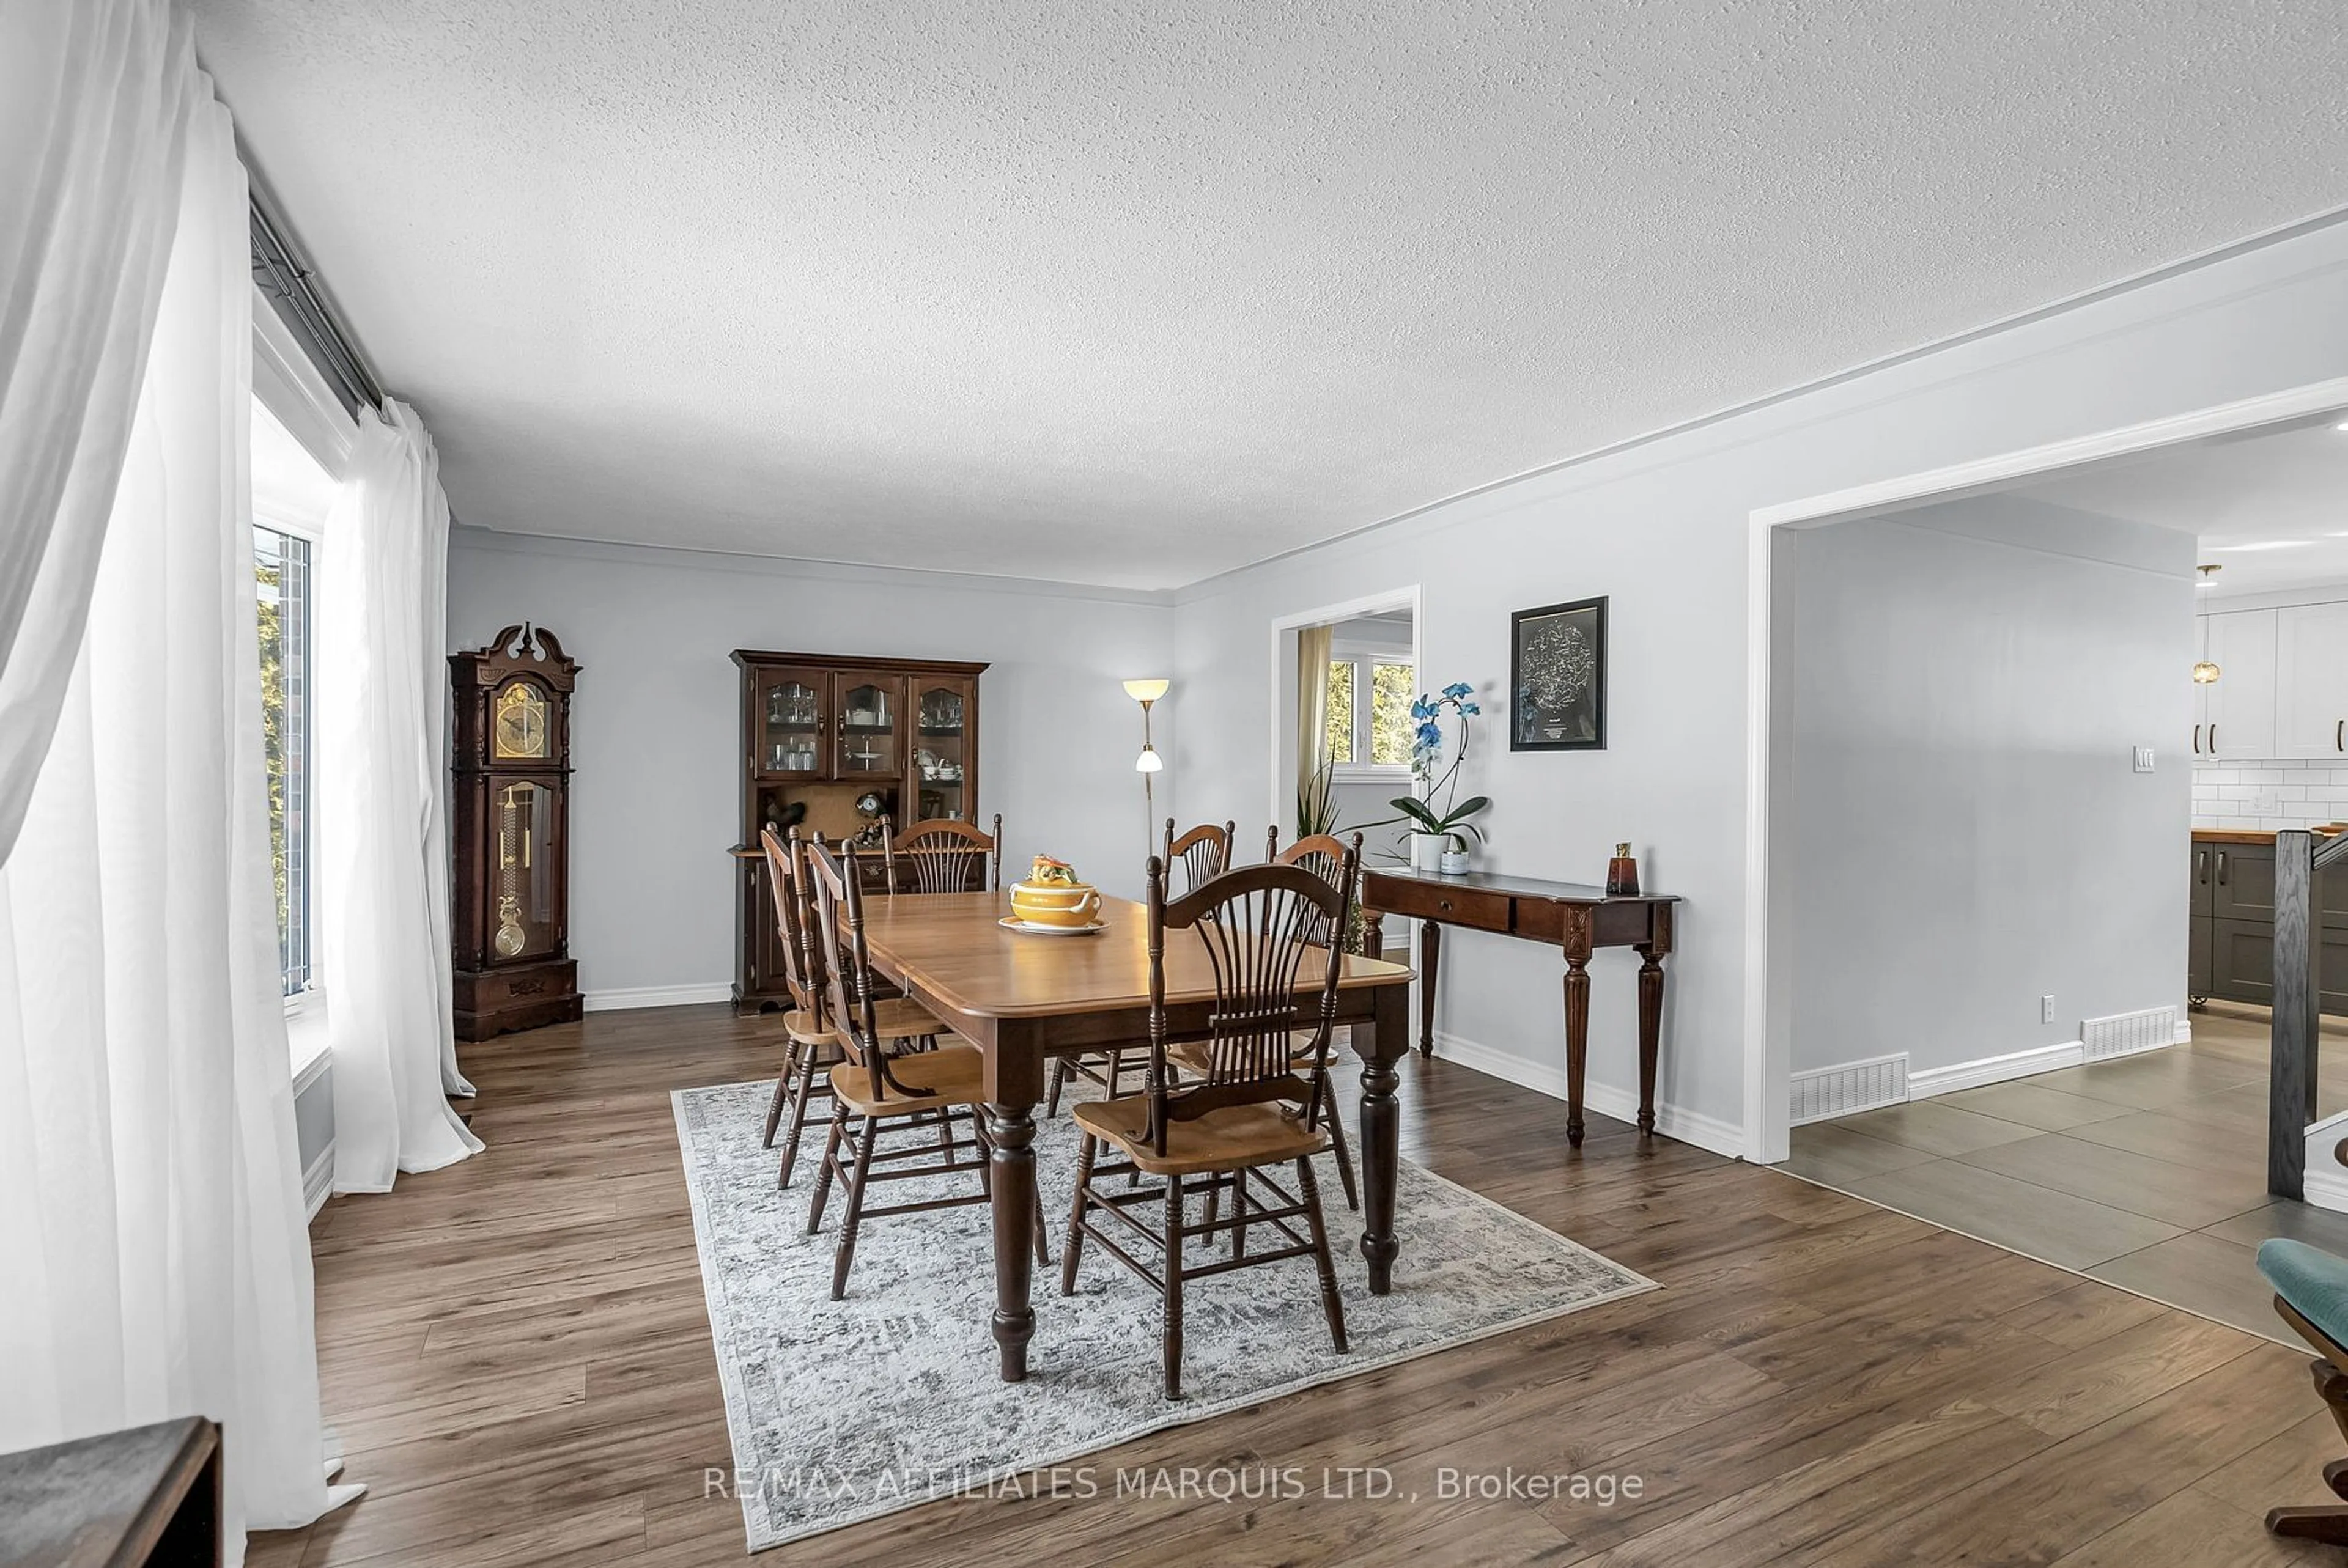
left=1777, top=1004, right=2348, bottom=1346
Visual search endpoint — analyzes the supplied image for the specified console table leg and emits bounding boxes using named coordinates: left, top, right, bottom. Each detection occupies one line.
left=1636, top=945, right=1665, bottom=1138
left=1563, top=955, right=1591, bottom=1147
left=1417, top=918, right=1441, bottom=1056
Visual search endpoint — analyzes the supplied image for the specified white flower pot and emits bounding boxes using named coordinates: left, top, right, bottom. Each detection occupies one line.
left=1411, top=833, right=1447, bottom=873
left=1439, top=847, right=1471, bottom=876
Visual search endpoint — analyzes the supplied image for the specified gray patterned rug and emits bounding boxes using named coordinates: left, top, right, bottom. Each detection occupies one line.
left=671, top=1078, right=1655, bottom=1551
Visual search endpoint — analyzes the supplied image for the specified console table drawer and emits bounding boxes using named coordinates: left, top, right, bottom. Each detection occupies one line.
left=1363, top=874, right=1513, bottom=935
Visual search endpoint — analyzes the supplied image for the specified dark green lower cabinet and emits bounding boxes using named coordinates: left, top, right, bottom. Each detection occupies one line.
left=2192, top=839, right=2348, bottom=1015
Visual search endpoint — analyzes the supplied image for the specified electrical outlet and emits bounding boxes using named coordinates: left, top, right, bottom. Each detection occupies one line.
left=2040, top=995, right=2056, bottom=1025
left=2133, top=746, right=2155, bottom=773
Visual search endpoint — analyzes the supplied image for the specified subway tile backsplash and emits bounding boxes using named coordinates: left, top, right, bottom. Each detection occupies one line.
left=2193, top=757, right=2348, bottom=831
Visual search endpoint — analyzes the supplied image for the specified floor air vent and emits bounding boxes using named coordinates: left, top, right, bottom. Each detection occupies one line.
left=2082, top=1005, right=2179, bottom=1061
left=1790, top=1054, right=1908, bottom=1125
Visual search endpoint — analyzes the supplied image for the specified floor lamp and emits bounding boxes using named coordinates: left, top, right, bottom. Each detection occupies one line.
left=1123, top=678, right=1168, bottom=862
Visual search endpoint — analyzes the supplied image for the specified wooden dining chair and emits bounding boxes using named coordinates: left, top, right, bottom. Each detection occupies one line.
left=1045, top=818, right=1236, bottom=1119
left=1060, top=847, right=1359, bottom=1399
left=760, top=828, right=950, bottom=1188
left=804, top=839, right=1047, bottom=1299
left=883, top=813, right=1002, bottom=894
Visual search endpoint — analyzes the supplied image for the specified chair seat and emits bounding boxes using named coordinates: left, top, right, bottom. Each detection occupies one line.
left=2261, top=1239, right=2348, bottom=1352
left=782, top=998, right=943, bottom=1048
left=827, top=1043, right=986, bottom=1116
left=1072, top=1094, right=1327, bottom=1177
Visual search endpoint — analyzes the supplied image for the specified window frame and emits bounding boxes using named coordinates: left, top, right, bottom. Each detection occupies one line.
left=1328, top=641, right=1416, bottom=783
left=251, top=287, right=355, bottom=1032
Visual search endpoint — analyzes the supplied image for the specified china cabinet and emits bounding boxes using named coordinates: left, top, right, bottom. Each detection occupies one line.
left=731, top=650, right=988, bottom=1010
left=451, top=624, right=582, bottom=1039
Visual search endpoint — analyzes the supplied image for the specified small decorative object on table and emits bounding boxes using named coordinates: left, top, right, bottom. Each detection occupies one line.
left=1606, top=842, right=1640, bottom=896
left=1376, top=682, right=1488, bottom=873
left=1005, top=856, right=1106, bottom=933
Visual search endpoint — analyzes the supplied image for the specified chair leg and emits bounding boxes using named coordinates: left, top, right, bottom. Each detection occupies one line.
left=1163, top=1174, right=1186, bottom=1400
left=1231, top=1170, right=1247, bottom=1259
left=1298, top=1156, right=1349, bottom=1354
left=831, top=1113, right=879, bottom=1301
left=2269, top=1507, right=2348, bottom=1545
left=1320, top=1074, right=1360, bottom=1212
left=763, top=1037, right=799, bottom=1148
left=777, top=1045, right=824, bottom=1188
left=806, top=1101, right=845, bottom=1226
left=1047, top=1056, right=1072, bottom=1117
left=1061, top=1134, right=1098, bottom=1294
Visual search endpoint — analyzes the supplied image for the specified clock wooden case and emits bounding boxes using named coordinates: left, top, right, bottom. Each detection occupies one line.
left=451, top=624, right=583, bottom=1039
left=730, top=649, right=988, bottom=1012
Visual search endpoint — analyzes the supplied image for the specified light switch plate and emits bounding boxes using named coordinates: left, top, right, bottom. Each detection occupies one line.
left=2133, top=746, right=2155, bottom=773
left=2040, top=994, right=2057, bottom=1024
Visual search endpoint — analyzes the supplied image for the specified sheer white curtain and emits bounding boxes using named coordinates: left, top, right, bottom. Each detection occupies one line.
left=0, top=6, right=356, bottom=1558
left=0, top=1, right=196, bottom=863
left=323, top=401, right=481, bottom=1192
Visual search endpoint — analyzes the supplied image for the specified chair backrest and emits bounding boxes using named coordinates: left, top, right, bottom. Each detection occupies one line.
left=1269, top=831, right=1362, bottom=948
left=885, top=813, right=1002, bottom=894
left=803, top=839, right=927, bottom=1102
left=1163, top=819, right=1235, bottom=896
left=1143, top=844, right=1360, bottom=1154
left=759, top=826, right=824, bottom=1020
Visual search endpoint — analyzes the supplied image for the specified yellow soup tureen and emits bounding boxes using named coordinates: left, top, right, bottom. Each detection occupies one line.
left=1009, top=856, right=1101, bottom=928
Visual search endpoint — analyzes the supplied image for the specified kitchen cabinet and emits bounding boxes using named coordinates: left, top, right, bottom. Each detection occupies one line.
left=2190, top=836, right=2348, bottom=1014
left=2276, top=602, right=2348, bottom=759
left=2198, top=609, right=2278, bottom=759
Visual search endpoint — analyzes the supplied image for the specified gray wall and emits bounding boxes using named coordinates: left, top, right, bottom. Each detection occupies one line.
left=1784, top=496, right=2195, bottom=1078
left=1166, top=217, right=2348, bottom=1150
left=444, top=532, right=1178, bottom=999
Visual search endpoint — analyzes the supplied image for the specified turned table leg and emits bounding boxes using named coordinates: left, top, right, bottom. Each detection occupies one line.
left=1636, top=945, right=1666, bottom=1138
left=1562, top=907, right=1593, bottom=1148
left=1358, top=981, right=1408, bottom=1294
left=1417, top=917, right=1441, bottom=1056
left=986, top=1099, right=1039, bottom=1381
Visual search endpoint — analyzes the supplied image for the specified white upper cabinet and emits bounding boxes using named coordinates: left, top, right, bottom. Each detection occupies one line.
left=2201, top=609, right=2278, bottom=759
left=2275, top=602, right=2348, bottom=758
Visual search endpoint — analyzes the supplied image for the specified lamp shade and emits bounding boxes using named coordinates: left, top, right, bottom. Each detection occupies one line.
left=1122, top=678, right=1171, bottom=704
left=1135, top=748, right=1164, bottom=773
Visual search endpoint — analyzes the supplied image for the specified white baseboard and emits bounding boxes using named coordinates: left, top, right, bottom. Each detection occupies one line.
left=582, top=982, right=734, bottom=1012
left=2175, top=1018, right=2194, bottom=1045
left=1907, top=1039, right=2084, bottom=1099
left=1430, top=1030, right=1746, bottom=1160
left=2305, top=1165, right=2348, bottom=1216
left=303, top=1144, right=335, bottom=1222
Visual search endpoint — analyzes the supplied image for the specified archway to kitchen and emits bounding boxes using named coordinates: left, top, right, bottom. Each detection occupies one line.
left=1750, top=377, right=2348, bottom=1342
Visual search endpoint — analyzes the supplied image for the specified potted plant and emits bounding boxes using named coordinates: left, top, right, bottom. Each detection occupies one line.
left=1377, top=683, right=1488, bottom=873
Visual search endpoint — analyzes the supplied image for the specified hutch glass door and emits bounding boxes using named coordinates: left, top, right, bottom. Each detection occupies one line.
left=913, top=677, right=975, bottom=822
left=757, top=668, right=825, bottom=779
left=835, top=679, right=901, bottom=778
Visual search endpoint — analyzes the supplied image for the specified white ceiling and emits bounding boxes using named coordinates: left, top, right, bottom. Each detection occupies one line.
left=2022, top=418, right=2348, bottom=598
left=190, top=2, right=2348, bottom=591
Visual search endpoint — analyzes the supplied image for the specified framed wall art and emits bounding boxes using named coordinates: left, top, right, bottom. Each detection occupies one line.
left=1510, top=596, right=1607, bottom=751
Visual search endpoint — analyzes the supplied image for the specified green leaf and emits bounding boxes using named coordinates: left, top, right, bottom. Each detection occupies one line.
left=1389, top=798, right=1442, bottom=833
left=1439, top=795, right=1491, bottom=828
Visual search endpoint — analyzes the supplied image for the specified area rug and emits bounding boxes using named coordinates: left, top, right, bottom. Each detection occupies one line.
left=671, top=1078, right=1656, bottom=1551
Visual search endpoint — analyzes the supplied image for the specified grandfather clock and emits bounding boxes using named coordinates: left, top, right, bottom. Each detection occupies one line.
left=451, top=623, right=583, bottom=1040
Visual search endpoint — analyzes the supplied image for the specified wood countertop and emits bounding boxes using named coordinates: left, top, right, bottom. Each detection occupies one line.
left=2193, top=826, right=2348, bottom=844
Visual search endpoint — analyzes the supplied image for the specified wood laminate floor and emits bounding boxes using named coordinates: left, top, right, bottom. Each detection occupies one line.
left=253, top=1004, right=2348, bottom=1567
left=1780, top=1004, right=2348, bottom=1345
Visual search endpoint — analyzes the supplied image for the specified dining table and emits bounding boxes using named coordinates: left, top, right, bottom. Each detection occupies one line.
left=854, top=887, right=1417, bottom=1383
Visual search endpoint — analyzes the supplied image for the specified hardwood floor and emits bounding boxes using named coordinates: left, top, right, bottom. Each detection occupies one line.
left=254, top=1004, right=2348, bottom=1566
left=1781, top=1005, right=2348, bottom=1342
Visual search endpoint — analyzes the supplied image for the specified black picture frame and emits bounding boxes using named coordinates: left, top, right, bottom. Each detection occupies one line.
left=1510, top=596, right=1608, bottom=751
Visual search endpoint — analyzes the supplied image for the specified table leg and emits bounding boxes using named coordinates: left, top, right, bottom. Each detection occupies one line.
left=1636, top=944, right=1666, bottom=1138
left=986, top=1100, right=1039, bottom=1381
left=1417, top=918, right=1441, bottom=1056
left=1563, top=954, right=1591, bottom=1148
left=1358, top=982, right=1408, bottom=1294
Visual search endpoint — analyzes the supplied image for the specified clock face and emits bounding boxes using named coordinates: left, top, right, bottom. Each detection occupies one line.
left=493, top=682, right=550, bottom=760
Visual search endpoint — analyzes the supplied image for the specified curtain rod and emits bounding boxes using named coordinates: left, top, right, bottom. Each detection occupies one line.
left=247, top=173, right=385, bottom=416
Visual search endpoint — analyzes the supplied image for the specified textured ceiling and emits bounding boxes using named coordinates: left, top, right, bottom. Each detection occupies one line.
left=2025, top=418, right=2348, bottom=599
left=190, top=2, right=2348, bottom=590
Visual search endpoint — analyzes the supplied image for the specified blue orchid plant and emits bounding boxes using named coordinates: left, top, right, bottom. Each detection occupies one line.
left=1373, top=682, right=1490, bottom=849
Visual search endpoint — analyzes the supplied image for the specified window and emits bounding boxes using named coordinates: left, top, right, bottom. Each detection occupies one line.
left=251, top=393, right=338, bottom=1002
left=1327, top=651, right=1415, bottom=775
left=254, top=525, right=313, bottom=995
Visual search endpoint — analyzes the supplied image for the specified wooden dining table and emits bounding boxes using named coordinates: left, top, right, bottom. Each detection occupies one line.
left=855, top=888, right=1416, bottom=1383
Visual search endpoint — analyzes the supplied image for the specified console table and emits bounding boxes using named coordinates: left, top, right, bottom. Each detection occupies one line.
left=1360, top=867, right=1678, bottom=1147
